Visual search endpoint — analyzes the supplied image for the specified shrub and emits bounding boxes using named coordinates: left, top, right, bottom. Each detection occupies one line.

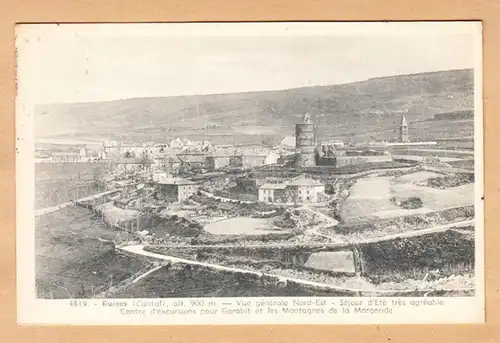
left=391, top=196, right=423, bottom=209
left=426, top=173, right=474, bottom=189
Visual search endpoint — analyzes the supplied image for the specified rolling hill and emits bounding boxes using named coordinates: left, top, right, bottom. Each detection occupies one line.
left=35, top=68, right=474, bottom=145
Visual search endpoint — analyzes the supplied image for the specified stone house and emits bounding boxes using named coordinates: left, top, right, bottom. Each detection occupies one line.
left=157, top=177, right=198, bottom=203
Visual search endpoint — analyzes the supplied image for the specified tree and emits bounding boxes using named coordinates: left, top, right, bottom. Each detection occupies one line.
left=139, top=151, right=151, bottom=170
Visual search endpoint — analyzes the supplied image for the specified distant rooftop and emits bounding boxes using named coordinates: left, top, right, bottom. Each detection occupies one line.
left=260, top=183, right=287, bottom=190
left=288, top=174, right=324, bottom=187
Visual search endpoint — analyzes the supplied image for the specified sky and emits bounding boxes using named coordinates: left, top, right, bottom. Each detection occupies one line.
left=16, top=22, right=480, bottom=104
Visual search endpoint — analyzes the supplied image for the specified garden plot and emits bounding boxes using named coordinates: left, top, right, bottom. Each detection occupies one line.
left=304, top=251, right=356, bottom=274
left=393, top=171, right=443, bottom=184
left=389, top=182, right=473, bottom=212
left=340, top=172, right=474, bottom=223
left=340, top=176, right=400, bottom=222
left=204, top=217, right=283, bottom=235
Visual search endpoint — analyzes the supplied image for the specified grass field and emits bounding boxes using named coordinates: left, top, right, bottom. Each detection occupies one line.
left=35, top=163, right=110, bottom=209
left=360, top=230, right=474, bottom=284
left=111, top=263, right=321, bottom=298
left=340, top=171, right=474, bottom=222
left=36, top=206, right=151, bottom=298
left=203, top=217, right=282, bottom=235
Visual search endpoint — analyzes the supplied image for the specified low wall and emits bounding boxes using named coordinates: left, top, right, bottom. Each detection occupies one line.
left=336, top=155, right=393, bottom=167
left=141, top=247, right=473, bottom=297
left=146, top=222, right=475, bottom=285
left=199, top=190, right=254, bottom=204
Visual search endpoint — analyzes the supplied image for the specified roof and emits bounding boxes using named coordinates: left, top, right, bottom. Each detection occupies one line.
left=260, top=183, right=287, bottom=190
left=158, top=177, right=196, bottom=186
left=207, top=154, right=233, bottom=158
left=401, top=114, right=408, bottom=127
left=288, top=174, right=324, bottom=187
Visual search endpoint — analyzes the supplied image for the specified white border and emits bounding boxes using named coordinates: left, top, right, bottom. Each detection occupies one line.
left=16, top=21, right=484, bottom=325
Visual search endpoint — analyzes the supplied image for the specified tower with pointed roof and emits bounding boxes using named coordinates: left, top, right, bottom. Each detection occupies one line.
left=399, top=114, right=409, bottom=143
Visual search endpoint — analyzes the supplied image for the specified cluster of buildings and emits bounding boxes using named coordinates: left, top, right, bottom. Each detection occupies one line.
left=35, top=146, right=92, bottom=164
left=101, top=138, right=213, bottom=160
left=288, top=113, right=419, bottom=168
left=101, top=138, right=282, bottom=173
left=149, top=171, right=326, bottom=205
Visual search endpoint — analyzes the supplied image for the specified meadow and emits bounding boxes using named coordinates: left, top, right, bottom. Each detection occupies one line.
left=35, top=162, right=110, bottom=209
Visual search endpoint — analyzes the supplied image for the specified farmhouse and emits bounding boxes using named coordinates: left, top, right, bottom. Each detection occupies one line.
left=258, top=174, right=325, bottom=204
left=258, top=183, right=288, bottom=203
left=287, top=174, right=326, bottom=203
left=157, top=177, right=199, bottom=203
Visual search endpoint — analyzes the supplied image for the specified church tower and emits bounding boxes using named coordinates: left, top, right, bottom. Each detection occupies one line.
left=400, top=114, right=409, bottom=143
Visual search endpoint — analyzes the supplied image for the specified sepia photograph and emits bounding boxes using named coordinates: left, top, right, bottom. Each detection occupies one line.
left=16, top=22, right=483, bottom=324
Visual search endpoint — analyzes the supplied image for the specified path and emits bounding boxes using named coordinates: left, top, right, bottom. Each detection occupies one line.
left=119, top=244, right=474, bottom=295
left=300, top=205, right=340, bottom=241
left=146, top=219, right=475, bottom=250
left=35, top=189, right=120, bottom=217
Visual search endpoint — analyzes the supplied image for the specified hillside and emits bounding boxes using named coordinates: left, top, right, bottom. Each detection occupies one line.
left=35, top=69, right=474, bottom=145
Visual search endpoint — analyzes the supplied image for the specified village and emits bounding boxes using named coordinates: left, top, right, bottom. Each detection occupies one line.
left=34, top=111, right=477, bottom=298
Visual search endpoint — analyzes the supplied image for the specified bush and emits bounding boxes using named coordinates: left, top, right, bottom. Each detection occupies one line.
left=149, top=215, right=203, bottom=237
left=391, top=196, right=423, bottom=209
left=426, top=173, right=474, bottom=189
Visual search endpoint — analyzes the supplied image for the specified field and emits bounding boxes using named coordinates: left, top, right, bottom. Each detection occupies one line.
left=144, top=227, right=475, bottom=296
left=36, top=206, right=151, bottom=298
left=340, top=170, right=474, bottom=223
left=35, top=163, right=110, bottom=209
left=204, top=217, right=283, bottom=235
left=360, top=230, right=475, bottom=284
left=111, top=263, right=324, bottom=298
